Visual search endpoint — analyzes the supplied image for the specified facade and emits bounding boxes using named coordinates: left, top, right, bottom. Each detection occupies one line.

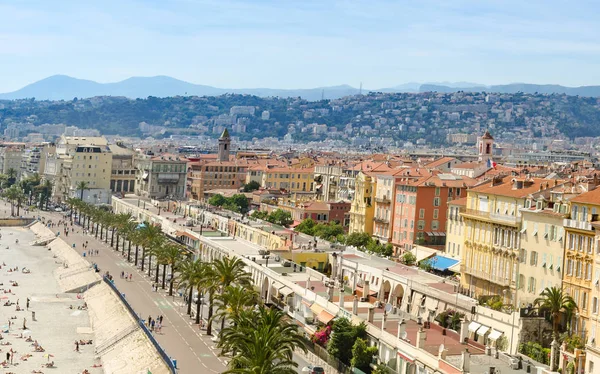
left=108, top=143, right=136, bottom=194
left=313, top=164, right=345, bottom=201
left=0, top=146, right=24, bottom=179
left=188, top=160, right=249, bottom=200
left=392, top=173, right=473, bottom=252
left=260, top=167, right=314, bottom=192
left=20, top=144, right=54, bottom=180
left=444, top=197, right=466, bottom=260
left=348, top=172, right=375, bottom=235
left=373, top=174, right=396, bottom=244
left=563, top=188, right=600, bottom=341
left=460, top=176, right=562, bottom=303
left=136, top=153, right=188, bottom=200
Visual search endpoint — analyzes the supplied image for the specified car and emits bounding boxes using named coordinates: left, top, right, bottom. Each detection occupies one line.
left=54, top=207, right=63, bottom=212
left=310, top=366, right=325, bottom=374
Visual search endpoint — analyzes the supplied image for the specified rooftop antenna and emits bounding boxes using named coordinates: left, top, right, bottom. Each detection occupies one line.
left=359, top=82, right=363, bottom=95
left=321, top=89, right=324, bottom=101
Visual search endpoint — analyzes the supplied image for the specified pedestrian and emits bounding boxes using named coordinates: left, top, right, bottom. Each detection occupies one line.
left=147, top=316, right=152, bottom=327
left=159, top=315, right=163, bottom=324
left=120, top=271, right=124, bottom=279
left=129, top=274, right=132, bottom=281
left=75, top=340, right=79, bottom=352
left=6, top=351, right=9, bottom=363
left=26, top=297, right=29, bottom=310
left=32, top=311, right=35, bottom=321
left=151, top=319, right=155, bottom=332
left=9, top=348, right=13, bottom=364
left=23, top=317, right=26, bottom=330
left=8, top=319, right=11, bottom=330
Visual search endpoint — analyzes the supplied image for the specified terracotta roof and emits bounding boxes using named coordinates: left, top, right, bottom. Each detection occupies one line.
left=470, top=176, right=564, bottom=198
left=570, top=187, right=600, bottom=204
left=448, top=197, right=467, bottom=206
left=482, top=131, right=494, bottom=140
left=424, top=157, right=457, bottom=169
left=408, top=174, right=477, bottom=188
left=453, top=162, right=485, bottom=170
left=150, top=153, right=187, bottom=162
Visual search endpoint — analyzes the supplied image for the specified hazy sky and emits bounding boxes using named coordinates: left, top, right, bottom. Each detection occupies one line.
left=0, top=0, right=599, bottom=91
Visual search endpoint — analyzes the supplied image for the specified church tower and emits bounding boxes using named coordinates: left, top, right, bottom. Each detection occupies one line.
left=478, top=130, right=494, bottom=162
left=217, top=128, right=231, bottom=162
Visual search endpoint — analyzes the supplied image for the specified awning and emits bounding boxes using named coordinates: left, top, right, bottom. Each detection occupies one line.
left=448, top=261, right=462, bottom=273
left=397, top=351, right=415, bottom=363
left=310, top=304, right=324, bottom=315
left=317, top=310, right=336, bottom=324
left=468, top=321, right=482, bottom=332
left=429, top=255, right=460, bottom=272
left=279, top=286, right=294, bottom=297
left=477, top=325, right=490, bottom=336
left=410, top=246, right=437, bottom=262
left=175, top=231, right=198, bottom=241
left=302, top=300, right=313, bottom=308
left=488, top=330, right=503, bottom=341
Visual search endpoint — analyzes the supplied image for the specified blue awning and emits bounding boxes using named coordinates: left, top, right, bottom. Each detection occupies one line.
left=430, top=255, right=460, bottom=272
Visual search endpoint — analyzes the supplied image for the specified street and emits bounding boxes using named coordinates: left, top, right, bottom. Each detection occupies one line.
left=8, top=201, right=320, bottom=373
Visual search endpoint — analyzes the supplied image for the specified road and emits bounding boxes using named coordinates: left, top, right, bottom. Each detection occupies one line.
left=8, top=201, right=317, bottom=373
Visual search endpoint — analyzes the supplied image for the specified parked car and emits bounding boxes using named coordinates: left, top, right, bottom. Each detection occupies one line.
left=310, top=366, right=325, bottom=374
left=54, top=207, right=63, bottom=212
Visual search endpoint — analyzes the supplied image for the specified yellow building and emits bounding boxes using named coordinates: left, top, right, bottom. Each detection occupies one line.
left=461, top=176, right=560, bottom=302
left=563, top=188, right=600, bottom=341
left=260, top=166, right=314, bottom=193
left=349, top=171, right=375, bottom=235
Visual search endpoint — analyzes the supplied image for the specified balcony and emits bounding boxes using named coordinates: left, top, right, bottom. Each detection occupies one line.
left=563, top=218, right=593, bottom=231
left=375, top=195, right=391, bottom=204
left=374, top=216, right=389, bottom=224
left=460, top=265, right=514, bottom=287
left=463, top=209, right=518, bottom=225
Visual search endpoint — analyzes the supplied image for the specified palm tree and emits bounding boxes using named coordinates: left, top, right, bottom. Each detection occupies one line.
left=2, top=185, right=19, bottom=216
left=212, top=257, right=253, bottom=331
left=6, top=168, right=17, bottom=187
left=218, top=307, right=307, bottom=374
left=160, top=243, right=185, bottom=295
left=138, top=223, right=164, bottom=272
left=534, top=286, right=577, bottom=371
left=211, top=285, right=259, bottom=327
left=534, top=287, right=577, bottom=338
left=75, top=181, right=89, bottom=201
left=35, top=180, right=53, bottom=210
left=177, top=258, right=206, bottom=323
left=113, top=213, right=133, bottom=252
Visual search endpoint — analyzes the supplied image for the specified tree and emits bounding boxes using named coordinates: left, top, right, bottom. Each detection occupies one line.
left=400, top=252, right=416, bottom=266
left=242, top=180, right=260, bottom=192
left=268, top=209, right=293, bottom=227
left=5, top=168, right=17, bottom=187
left=534, top=287, right=577, bottom=339
left=160, top=243, right=184, bottom=295
left=351, top=338, right=378, bottom=373
left=328, top=318, right=367, bottom=365
left=208, top=194, right=227, bottom=207
left=251, top=210, right=269, bottom=220
left=229, top=194, right=249, bottom=213
left=295, top=218, right=316, bottom=234
left=75, top=181, right=90, bottom=201
left=218, top=307, right=307, bottom=374
left=372, top=365, right=389, bottom=374
left=345, top=232, right=372, bottom=249
left=177, top=258, right=204, bottom=319
left=212, top=285, right=258, bottom=325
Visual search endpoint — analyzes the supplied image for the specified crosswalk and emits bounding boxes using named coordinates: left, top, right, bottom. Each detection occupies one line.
left=154, top=299, right=173, bottom=309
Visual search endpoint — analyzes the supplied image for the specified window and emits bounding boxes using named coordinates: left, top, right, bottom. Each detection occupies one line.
left=419, top=209, right=425, bottom=219
left=583, top=292, right=588, bottom=310
left=530, top=251, right=538, bottom=266
left=417, top=220, right=425, bottom=230
left=593, top=297, right=598, bottom=314
left=433, top=209, right=439, bottom=219
left=435, top=187, right=440, bottom=196
left=528, top=277, right=536, bottom=293
left=433, top=197, right=440, bottom=207
left=431, top=220, right=439, bottom=230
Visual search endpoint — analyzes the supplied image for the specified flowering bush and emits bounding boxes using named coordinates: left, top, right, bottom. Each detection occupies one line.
left=311, top=325, right=332, bottom=346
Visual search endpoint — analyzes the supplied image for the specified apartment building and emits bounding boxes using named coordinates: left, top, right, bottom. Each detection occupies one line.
left=135, top=153, right=188, bottom=200
left=259, top=166, right=314, bottom=192
left=460, top=175, right=560, bottom=303
left=0, top=146, right=25, bottom=179
left=20, top=144, right=54, bottom=180
left=313, top=164, right=345, bottom=201
left=349, top=172, right=375, bottom=235
left=562, top=187, right=600, bottom=341
left=444, top=197, right=466, bottom=260
left=188, top=160, right=249, bottom=199
left=108, top=143, right=136, bottom=194
left=392, top=173, right=474, bottom=252
left=373, top=173, right=398, bottom=244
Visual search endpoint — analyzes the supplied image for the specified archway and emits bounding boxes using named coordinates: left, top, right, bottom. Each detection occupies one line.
left=391, top=284, right=405, bottom=307
left=381, top=280, right=392, bottom=302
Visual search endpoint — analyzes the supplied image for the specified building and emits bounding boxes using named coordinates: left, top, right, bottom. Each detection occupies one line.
left=268, top=199, right=351, bottom=228
left=349, top=172, right=375, bottom=235
left=313, top=164, right=345, bottom=201
left=20, top=144, right=54, bottom=180
left=444, top=197, right=466, bottom=260
left=477, top=131, right=495, bottom=163
left=0, top=146, right=25, bottom=179
left=135, top=153, right=188, bottom=200
left=372, top=173, right=398, bottom=244
left=392, top=173, right=474, bottom=252
left=108, top=143, right=136, bottom=194
left=460, top=175, right=562, bottom=303
left=217, top=128, right=231, bottom=162
left=188, top=160, right=249, bottom=200
left=260, top=166, right=314, bottom=192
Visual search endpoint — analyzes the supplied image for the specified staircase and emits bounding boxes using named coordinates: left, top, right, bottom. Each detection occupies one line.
left=94, top=324, right=139, bottom=355
left=30, top=236, right=56, bottom=246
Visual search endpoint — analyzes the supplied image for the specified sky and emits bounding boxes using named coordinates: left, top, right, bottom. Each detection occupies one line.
left=0, top=0, right=599, bottom=92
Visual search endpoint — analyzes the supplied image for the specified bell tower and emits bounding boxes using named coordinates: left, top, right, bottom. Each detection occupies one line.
left=218, top=128, right=231, bottom=162
left=478, top=130, right=494, bottom=162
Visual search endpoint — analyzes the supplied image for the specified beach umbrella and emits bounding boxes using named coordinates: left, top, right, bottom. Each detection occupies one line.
left=0, top=295, right=9, bottom=299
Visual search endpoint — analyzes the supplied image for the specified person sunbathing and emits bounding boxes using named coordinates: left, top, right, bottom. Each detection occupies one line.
left=32, top=370, right=44, bottom=373
left=34, top=346, right=45, bottom=352
left=44, top=361, right=54, bottom=368
left=25, top=337, right=32, bottom=342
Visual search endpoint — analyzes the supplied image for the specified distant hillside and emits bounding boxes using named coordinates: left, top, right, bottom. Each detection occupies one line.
left=4, top=75, right=600, bottom=101
left=420, top=83, right=600, bottom=97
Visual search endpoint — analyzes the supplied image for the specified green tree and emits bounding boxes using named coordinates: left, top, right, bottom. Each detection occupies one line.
left=251, top=210, right=269, bottom=220
left=400, top=252, right=416, bottom=266
left=229, top=194, right=249, bottom=213
left=218, top=307, right=307, bottom=374
left=328, top=318, right=367, bottom=365
left=351, top=338, right=378, bottom=373
left=208, top=194, right=227, bottom=207
left=295, top=217, right=316, bottom=234
left=268, top=209, right=293, bottom=226
left=5, top=168, right=17, bottom=187
left=242, top=180, right=260, bottom=192
left=313, top=223, right=345, bottom=241
left=75, top=181, right=90, bottom=201
left=345, top=232, right=372, bottom=249
left=177, top=258, right=205, bottom=319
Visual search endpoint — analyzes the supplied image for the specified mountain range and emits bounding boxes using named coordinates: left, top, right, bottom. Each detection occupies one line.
left=2, top=75, right=600, bottom=101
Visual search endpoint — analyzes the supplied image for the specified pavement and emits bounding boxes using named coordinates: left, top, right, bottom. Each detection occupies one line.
left=15, top=200, right=319, bottom=373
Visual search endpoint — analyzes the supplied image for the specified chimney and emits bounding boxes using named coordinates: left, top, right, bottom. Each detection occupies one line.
left=462, top=349, right=471, bottom=373
left=416, top=327, right=427, bottom=349
left=353, top=295, right=359, bottom=315
left=397, top=319, right=406, bottom=340
left=368, top=306, right=375, bottom=323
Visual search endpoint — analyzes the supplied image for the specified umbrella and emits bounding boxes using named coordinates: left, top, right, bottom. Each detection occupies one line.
left=0, top=295, right=8, bottom=299
left=43, top=353, right=54, bottom=361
